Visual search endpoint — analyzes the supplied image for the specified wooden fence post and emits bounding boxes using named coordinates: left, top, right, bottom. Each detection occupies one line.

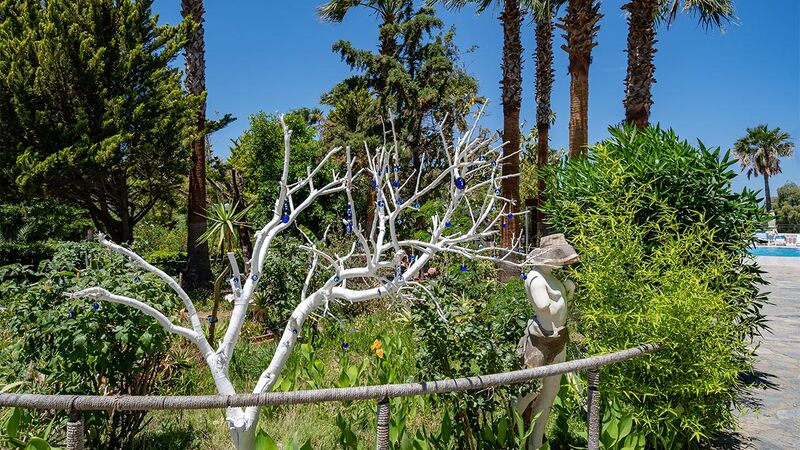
left=587, top=368, right=601, bottom=450
left=376, top=397, right=390, bottom=450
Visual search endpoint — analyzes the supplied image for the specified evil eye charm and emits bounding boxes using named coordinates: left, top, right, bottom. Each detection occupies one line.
left=520, top=272, right=527, bottom=280
left=342, top=342, right=349, bottom=350
left=378, top=200, right=385, bottom=207
left=371, top=179, right=378, bottom=187
left=414, top=201, right=421, bottom=209
left=334, top=275, right=341, bottom=283
left=394, top=164, right=400, bottom=173
left=346, top=223, right=353, bottom=233
left=445, top=221, right=452, bottom=228
left=478, top=155, right=486, bottom=162
left=392, top=180, right=399, bottom=187
left=69, top=310, right=76, bottom=319
left=396, top=198, right=403, bottom=205
left=281, top=214, right=290, bottom=224
left=455, top=177, right=466, bottom=190
left=495, top=188, right=501, bottom=195
left=251, top=274, right=259, bottom=281
left=460, top=264, right=468, bottom=272
left=396, top=218, right=403, bottom=225
left=507, top=213, right=514, bottom=219
left=133, top=275, right=141, bottom=283
left=491, top=160, right=497, bottom=167
left=92, top=303, right=100, bottom=311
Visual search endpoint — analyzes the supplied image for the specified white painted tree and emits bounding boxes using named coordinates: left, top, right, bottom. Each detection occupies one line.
left=68, top=113, right=523, bottom=449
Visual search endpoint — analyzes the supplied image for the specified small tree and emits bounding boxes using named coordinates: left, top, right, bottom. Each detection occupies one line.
left=775, top=182, right=800, bottom=233
left=68, top=112, right=522, bottom=449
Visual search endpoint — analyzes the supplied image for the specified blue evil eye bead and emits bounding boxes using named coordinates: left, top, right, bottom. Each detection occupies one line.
left=334, top=275, right=341, bottom=282
left=478, top=243, right=484, bottom=249
left=507, top=213, right=514, bottom=219
left=502, top=222, right=507, bottom=229
left=491, top=160, right=497, bottom=167
left=460, top=264, right=468, bottom=272
left=394, top=164, right=400, bottom=173
left=308, top=263, right=313, bottom=269
left=346, top=223, right=353, bottom=233
left=492, top=205, right=498, bottom=211
left=445, top=221, right=452, bottom=228
left=347, top=203, right=352, bottom=210
left=392, top=180, right=399, bottom=188
left=370, top=179, right=377, bottom=187
left=69, top=310, right=76, bottom=319
left=233, top=277, right=240, bottom=285
left=410, top=254, right=417, bottom=262
left=414, top=201, right=421, bottom=209
left=396, top=198, right=403, bottom=205
left=292, top=328, right=298, bottom=335
left=378, top=200, right=385, bottom=207
left=396, top=218, right=403, bottom=225
left=251, top=274, right=259, bottom=281
left=469, top=164, right=475, bottom=171
left=133, top=275, right=141, bottom=283
left=495, top=188, right=501, bottom=195
left=281, top=214, right=290, bottom=224
left=478, top=155, right=486, bottom=161
left=520, top=272, right=527, bottom=280
left=92, top=303, right=100, bottom=311
left=377, top=288, right=381, bottom=295
left=342, top=342, right=349, bottom=350
left=455, top=177, right=466, bottom=190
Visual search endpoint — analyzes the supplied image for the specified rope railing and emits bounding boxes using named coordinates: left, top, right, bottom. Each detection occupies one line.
left=0, top=343, right=658, bottom=450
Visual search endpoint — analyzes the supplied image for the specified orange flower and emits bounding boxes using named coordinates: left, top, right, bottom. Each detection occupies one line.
left=370, top=339, right=382, bottom=351
left=376, top=348, right=384, bottom=359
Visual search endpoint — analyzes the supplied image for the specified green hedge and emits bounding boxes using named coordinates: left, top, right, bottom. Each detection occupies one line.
left=0, top=242, right=58, bottom=267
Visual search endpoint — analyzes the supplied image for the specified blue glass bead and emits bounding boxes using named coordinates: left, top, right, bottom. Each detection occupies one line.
left=342, top=342, right=349, bottom=350
left=479, top=155, right=486, bottom=161
left=414, top=201, right=421, bottom=209
left=252, top=274, right=259, bottom=281
left=334, top=275, right=341, bottom=282
left=394, top=164, right=400, bottom=173
left=520, top=272, right=527, bottom=280
left=445, top=221, right=451, bottom=228
left=292, top=328, right=298, bottom=335
left=378, top=200, right=385, bottom=207
left=392, top=180, right=399, bottom=187
left=347, top=203, right=352, bottom=209
left=507, top=213, right=513, bottom=219
left=455, top=177, right=466, bottom=190
left=460, top=264, right=468, bottom=273
left=69, top=310, right=76, bottom=319
left=396, top=218, right=403, bottom=225
left=396, top=199, right=402, bottom=205
left=410, top=255, right=417, bottom=263
left=502, top=223, right=507, bottom=229
left=371, top=179, right=378, bottom=187
left=346, top=223, right=353, bottom=233
left=469, top=165, right=475, bottom=171
left=491, top=160, right=497, bottom=167
left=133, top=275, right=141, bottom=283
left=495, top=188, right=501, bottom=195
left=92, top=303, right=99, bottom=311
left=281, top=214, right=290, bottom=224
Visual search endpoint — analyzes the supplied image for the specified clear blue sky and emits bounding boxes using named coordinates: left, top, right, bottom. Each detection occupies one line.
left=151, top=0, right=799, bottom=198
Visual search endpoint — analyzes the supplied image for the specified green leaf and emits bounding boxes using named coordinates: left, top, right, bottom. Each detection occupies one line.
left=254, top=430, right=279, bottom=450
left=24, top=438, right=50, bottom=450
left=6, top=407, right=21, bottom=439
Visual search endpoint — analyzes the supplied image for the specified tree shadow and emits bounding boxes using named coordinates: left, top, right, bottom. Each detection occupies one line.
left=125, top=428, right=198, bottom=450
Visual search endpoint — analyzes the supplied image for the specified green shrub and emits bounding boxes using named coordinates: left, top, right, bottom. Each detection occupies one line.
left=543, top=126, right=767, bottom=448
left=0, top=242, right=58, bottom=267
left=775, top=182, right=800, bottom=233
left=0, top=242, right=181, bottom=448
left=253, top=238, right=312, bottom=330
left=411, top=262, right=534, bottom=448
left=145, top=250, right=187, bottom=277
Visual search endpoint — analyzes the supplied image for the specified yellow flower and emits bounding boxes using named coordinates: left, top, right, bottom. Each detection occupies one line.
left=376, top=348, right=384, bottom=359
left=44, top=282, right=51, bottom=293
left=370, top=339, right=382, bottom=351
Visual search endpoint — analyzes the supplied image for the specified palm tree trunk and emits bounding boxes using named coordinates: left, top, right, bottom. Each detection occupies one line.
left=500, top=0, right=523, bottom=258
left=534, top=10, right=555, bottom=238
left=763, top=173, right=772, bottom=212
left=623, top=0, right=658, bottom=128
left=559, top=0, right=602, bottom=159
left=182, top=0, right=212, bottom=290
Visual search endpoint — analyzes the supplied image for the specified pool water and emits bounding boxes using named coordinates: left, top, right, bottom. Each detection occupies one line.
left=749, top=247, right=800, bottom=257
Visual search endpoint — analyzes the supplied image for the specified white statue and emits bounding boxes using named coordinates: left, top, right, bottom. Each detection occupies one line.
left=515, top=233, right=578, bottom=450
left=66, top=110, right=524, bottom=450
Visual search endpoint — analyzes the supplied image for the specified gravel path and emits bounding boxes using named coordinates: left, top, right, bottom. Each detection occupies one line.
left=735, top=256, right=800, bottom=449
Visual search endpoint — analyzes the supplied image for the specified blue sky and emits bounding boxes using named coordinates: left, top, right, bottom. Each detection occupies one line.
left=151, top=0, right=799, bottom=198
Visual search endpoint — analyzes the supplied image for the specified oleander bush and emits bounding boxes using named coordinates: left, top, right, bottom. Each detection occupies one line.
left=544, top=126, right=767, bottom=448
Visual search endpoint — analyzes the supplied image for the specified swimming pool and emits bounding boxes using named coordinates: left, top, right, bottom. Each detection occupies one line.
left=749, top=246, right=800, bottom=257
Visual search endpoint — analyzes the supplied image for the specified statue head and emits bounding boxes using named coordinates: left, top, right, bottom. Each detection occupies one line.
left=526, top=234, right=579, bottom=267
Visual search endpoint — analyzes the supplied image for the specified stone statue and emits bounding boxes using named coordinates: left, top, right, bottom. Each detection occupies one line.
left=515, top=233, right=578, bottom=450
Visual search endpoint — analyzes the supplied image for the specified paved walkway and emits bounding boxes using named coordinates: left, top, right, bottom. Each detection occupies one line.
left=736, top=256, right=800, bottom=449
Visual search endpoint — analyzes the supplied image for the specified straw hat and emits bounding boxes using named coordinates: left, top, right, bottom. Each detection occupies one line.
left=525, top=234, right=579, bottom=267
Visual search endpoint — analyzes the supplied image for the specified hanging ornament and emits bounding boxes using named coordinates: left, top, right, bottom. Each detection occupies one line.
left=346, top=223, right=353, bottom=233
left=491, top=160, right=497, bottom=168
left=445, top=221, right=452, bottom=228
left=392, top=180, right=400, bottom=188
left=410, top=254, right=417, bottom=263
left=371, top=179, right=378, bottom=187
left=251, top=274, right=259, bottom=281
left=395, top=265, right=403, bottom=279
left=281, top=199, right=290, bottom=223
left=378, top=200, right=385, bottom=207
left=414, top=201, right=421, bottom=209
left=507, top=213, right=514, bottom=219
left=69, top=310, right=76, bottom=319
left=92, top=303, right=100, bottom=311
left=334, top=275, right=341, bottom=283
left=396, top=198, right=403, bottom=205
left=520, top=272, right=527, bottom=280
left=342, top=342, right=349, bottom=350
left=478, top=155, right=486, bottom=162
left=455, top=177, right=466, bottom=190
left=495, top=188, right=501, bottom=195
left=396, top=218, right=403, bottom=225
left=133, top=275, right=141, bottom=283
left=394, top=164, right=400, bottom=173
left=460, top=263, right=468, bottom=272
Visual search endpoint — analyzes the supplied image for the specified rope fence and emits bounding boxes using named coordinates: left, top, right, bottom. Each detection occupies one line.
left=0, top=343, right=658, bottom=450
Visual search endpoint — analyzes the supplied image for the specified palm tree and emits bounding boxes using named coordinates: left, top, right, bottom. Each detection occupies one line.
left=734, top=125, right=795, bottom=212
left=439, top=0, right=523, bottom=255
left=623, top=0, right=734, bottom=127
left=531, top=0, right=562, bottom=237
left=182, top=0, right=212, bottom=289
left=557, top=0, right=602, bottom=159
